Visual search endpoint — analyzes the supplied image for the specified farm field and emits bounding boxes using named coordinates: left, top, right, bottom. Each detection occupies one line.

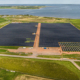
left=0, top=56, right=79, bottom=80
left=39, top=23, right=80, bottom=47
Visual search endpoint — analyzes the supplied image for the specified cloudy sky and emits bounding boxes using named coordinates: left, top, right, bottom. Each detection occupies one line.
left=0, top=0, right=80, bottom=4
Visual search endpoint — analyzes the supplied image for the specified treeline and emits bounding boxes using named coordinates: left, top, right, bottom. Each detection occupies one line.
left=0, top=6, right=46, bottom=9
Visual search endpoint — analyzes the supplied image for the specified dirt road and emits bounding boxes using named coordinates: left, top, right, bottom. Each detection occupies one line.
left=33, top=23, right=41, bottom=48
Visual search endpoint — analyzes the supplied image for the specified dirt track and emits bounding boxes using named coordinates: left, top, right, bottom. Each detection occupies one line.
left=33, top=23, right=41, bottom=48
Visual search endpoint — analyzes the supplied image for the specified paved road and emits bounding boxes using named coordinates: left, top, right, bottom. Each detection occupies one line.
left=0, top=54, right=80, bottom=70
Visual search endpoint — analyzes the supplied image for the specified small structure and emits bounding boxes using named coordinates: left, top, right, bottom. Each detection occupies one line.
left=32, top=33, right=36, bottom=35
left=44, top=47, right=47, bottom=49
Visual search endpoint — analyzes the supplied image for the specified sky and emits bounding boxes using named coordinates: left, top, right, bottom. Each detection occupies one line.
left=0, top=0, right=80, bottom=4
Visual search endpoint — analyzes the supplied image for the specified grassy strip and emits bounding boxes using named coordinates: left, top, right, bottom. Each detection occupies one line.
left=70, top=19, right=80, bottom=29
left=0, top=17, right=7, bottom=23
left=0, top=15, right=80, bottom=30
left=0, top=68, right=20, bottom=80
left=0, top=52, right=33, bottom=56
left=0, top=15, right=70, bottom=24
left=0, top=46, right=29, bottom=49
left=0, top=6, right=46, bottom=9
left=0, top=17, right=10, bottom=28
left=75, top=62, right=80, bottom=67
left=0, top=49, right=8, bottom=52
left=0, top=48, right=33, bottom=56
left=15, top=74, right=53, bottom=80
left=0, top=57, right=79, bottom=80
left=0, top=22, right=10, bottom=28
left=38, top=54, right=80, bottom=60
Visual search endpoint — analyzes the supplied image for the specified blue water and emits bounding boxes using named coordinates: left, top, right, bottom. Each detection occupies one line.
left=0, top=4, right=80, bottom=19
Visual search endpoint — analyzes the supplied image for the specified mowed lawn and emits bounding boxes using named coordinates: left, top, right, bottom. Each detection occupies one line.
left=75, top=62, right=80, bottom=67
left=70, top=19, right=80, bottom=29
left=0, top=46, right=21, bottom=49
left=0, top=68, right=20, bottom=80
left=0, top=57, right=79, bottom=80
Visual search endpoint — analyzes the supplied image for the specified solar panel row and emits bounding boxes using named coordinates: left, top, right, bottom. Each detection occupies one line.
left=39, top=23, right=80, bottom=47
left=0, top=23, right=37, bottom=46
left=0, top=23, right=80, bottom=47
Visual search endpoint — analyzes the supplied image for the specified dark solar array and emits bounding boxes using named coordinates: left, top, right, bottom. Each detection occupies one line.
left=0, top=23, right=37, bottom=46
left=39, top=23, right=80, bottom=47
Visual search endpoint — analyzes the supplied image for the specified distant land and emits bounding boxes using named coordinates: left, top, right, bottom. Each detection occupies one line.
left=0, top=6, right=46, bottom=9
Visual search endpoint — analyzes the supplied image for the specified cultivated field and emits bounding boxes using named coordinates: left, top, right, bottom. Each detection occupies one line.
left=0, top=57, right=79, bottom=80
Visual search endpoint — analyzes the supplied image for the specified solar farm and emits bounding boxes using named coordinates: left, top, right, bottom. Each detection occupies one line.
left=0, top=23, right=80, bottom=54
left=0, top=23, right=37, bottom=46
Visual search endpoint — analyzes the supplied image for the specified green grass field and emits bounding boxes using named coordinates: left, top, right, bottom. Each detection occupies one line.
left=0, top=18, right=7, bottom=23
left=0, top=17, right=10, bottom=28
left=0, top=49, right=8, bottom=52
left=0, top=46, right=29, bottom=49
left=0, top=57, right=79, bottom=80
left=38, top=54, right=80, bottom=60
left=0, top=68, right=20, bottom=80
left=70, top=19, right=80, bottom=29
left=75, top=62, right=80, bottom=67
left=0, top=15, right=80, bottom=29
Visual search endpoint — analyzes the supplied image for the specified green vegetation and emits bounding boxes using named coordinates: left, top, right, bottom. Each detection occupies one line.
left=25, top=38, right=34, bottom=43
left=70, top=19, right=80, bottom=29
left=0, top=48, right=32, bottom=56
left=0, top=52, right=33, bottom=56
left=15, top=74, right=52, bottom=80
left=0, top=15, right=80, bottom=30
left=0, top=57, right=79, bottom=80
left=0, top=68, right=20, bottom=80
left=0, top=17, right=7, bottom=23
left=0, top=6, right=46, bottom=9
left=0, top=46, right=29, bottom=49
left=0, top=17, right=10, bottom=28
left=75, top=62, right=80, bottom=67
left=0, top=49, right=8, bottom=52
left=38, top=54, right=80, bottom=60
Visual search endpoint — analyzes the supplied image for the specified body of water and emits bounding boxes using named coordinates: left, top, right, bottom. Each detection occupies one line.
left=0, top=4, right=80, bottom=19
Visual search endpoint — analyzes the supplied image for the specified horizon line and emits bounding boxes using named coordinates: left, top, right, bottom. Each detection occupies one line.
left=0, top=3, right=79, bottom=4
